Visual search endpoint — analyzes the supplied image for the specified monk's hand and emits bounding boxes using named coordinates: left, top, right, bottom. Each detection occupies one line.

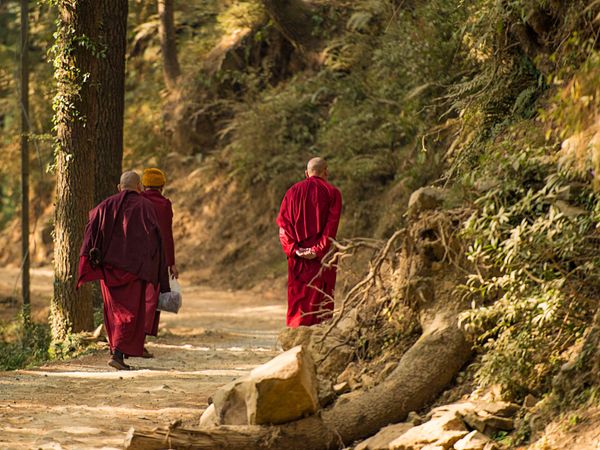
left=169, top=265, right=179, bottom=279
left=296, top=248, right=317, bottom=260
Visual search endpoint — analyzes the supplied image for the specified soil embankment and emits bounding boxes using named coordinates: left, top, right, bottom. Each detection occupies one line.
left=0, top=269, right=286, bottom=450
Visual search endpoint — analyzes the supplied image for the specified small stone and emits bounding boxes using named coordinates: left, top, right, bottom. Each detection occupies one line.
left=523, top=394, right=538, bottom=409
left=354, top=422, right=413, bottom=450
left=333, top=382, right=350, bottom=395
left=478, top=413, right=514, bottom=431
left=406, top=411, right=424, bottom=426
left=454, top=430, right=497, bottom=450
left=199, top=404, right=219, bottom=428
left=213, top=376, right=252, bottom=425
left=477, top=401, right=520, bottom=418
left=388, top=412, right=468, bottom=449
left=462, top=413, right=487, bottom=433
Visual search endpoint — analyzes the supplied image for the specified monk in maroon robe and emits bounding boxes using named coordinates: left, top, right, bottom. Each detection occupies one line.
left=140, top=168, right=178, bottom=343
left=78, top=171, right=169, bottom=370
left=276, top=157, right=343, bottom=327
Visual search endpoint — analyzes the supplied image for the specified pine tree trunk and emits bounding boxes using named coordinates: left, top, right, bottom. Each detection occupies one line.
left=158, top=0, right=180, bottom=91
left=20, top=0, right=30, bottom=322
left=51, top=0, right=100, bottom=339
left=94, top=0, right=127, bottom=205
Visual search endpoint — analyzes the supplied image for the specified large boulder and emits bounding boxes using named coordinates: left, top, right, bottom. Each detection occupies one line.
left=247, top=345, right=319, bottom=425
left=211, top=346, right=319, bottom=426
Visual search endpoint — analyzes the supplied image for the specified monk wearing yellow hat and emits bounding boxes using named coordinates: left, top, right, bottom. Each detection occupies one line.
left=141, top=168, right=178, bottom=353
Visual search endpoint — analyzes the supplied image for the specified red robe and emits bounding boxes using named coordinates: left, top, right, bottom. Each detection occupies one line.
left=78, top=190, right=169, bottom=356
left=276, top=176, right=342, bottom=327
left=141, top=189, right=176, bottom=336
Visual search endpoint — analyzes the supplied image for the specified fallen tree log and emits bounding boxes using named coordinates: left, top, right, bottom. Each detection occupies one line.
left=125, top=210, right=474, bottom=450
left=125, top=319, right=470, bottom=449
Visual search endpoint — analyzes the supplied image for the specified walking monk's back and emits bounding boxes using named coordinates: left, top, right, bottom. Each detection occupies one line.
left=78, top=171, right=169, bottom=370
left=276, top=157, right=342, bottom=327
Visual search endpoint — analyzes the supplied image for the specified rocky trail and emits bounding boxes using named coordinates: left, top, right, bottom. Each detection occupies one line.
left=0, top=268, right=286, bottom=450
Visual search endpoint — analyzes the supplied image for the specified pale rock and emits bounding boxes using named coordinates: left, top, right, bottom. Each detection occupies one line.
left=420, top=445, right=446, bottom=450
left=388, top=412, right=468, bottom=450
left=212, top=376, right=251, bottom=425
left=199, top=404, right=219, bottom=428
left=429, top=402, right=476, bottom=419
left=407, top=187, right=446, bottom=218
left=477, top=412, right=513, bottom=431
left=247, top=345, right=319, bottom=425
left=333, top=381, right=350, bottom=395
left=454, top=431, right=497, bottom=450
left=354, top=423, right=413, bottom=450
left=477, top=401, right=519, bottom=418
left=462, top=411, right=514, bottom=434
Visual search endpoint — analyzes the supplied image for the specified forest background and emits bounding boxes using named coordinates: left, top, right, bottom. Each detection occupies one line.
left=1, top=0, right=600, bottom=447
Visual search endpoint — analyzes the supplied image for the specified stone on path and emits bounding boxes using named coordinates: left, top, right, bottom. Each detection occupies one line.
left=213, top=376, right=251, bottom=425
left=199, top=404, right=219, bottom=428
left=247, top=345, right=319, bottom=425
left=211, top=345, right=319, bottom=426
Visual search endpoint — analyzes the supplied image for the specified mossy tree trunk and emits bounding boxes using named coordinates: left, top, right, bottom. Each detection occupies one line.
left=158, top=0, right=180, bottom=91
left=19, top=0, right=30, bottom=323
left=51, top=0, right=100, bottom=340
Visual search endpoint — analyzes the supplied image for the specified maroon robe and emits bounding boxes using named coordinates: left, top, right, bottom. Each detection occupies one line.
left=276, top=176, right=342, bottom=327
left=141, top=189, right=176, bottom=336
left=78, top=190, right=169, bottom=356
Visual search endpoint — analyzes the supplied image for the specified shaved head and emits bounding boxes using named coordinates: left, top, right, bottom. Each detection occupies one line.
left=118, top=171, right=141, bottom=192
left=306, top=157, right=328, bottom=178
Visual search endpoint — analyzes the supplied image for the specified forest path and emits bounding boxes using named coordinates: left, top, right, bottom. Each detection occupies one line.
left=0, top=272, right=287, bottom=450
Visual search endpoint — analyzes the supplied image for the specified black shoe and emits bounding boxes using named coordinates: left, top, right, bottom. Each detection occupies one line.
left=108, top=356, right=131, bottom=370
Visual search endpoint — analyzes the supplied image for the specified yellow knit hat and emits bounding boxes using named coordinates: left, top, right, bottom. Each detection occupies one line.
left=142, top=168, right=166, bottom=187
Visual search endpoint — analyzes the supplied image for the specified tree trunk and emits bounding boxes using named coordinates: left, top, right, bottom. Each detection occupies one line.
left=158, top=0, right=180, bottom=91
left=90, top=0, right=128, bottom=310
left=126, top=315, right=471, bottom=450
left=51, top=0, right=99, bottom=339
left=94, top=0, right=127, bottom=205
left=19, top=0, right=30, bottom=323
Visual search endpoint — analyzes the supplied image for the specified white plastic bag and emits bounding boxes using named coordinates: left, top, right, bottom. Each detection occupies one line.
left=157, top=279, right=182, bottom=313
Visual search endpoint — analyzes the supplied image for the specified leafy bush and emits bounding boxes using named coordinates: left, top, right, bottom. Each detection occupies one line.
left=459, top=134, right=600, bottom=398
left=0, top=318, right=51, bottom=370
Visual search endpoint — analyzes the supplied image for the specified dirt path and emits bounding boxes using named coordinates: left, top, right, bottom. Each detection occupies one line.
left=0, top=269, right=287, bottom=450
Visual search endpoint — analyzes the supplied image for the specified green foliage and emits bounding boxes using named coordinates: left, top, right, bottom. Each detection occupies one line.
left=0, top=316, right=51, bottom=371
left=458, top=130, right=600, bottom=398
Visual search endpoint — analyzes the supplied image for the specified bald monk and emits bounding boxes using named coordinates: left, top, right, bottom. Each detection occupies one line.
left=141, top=168, right=178, bottom=345
left=276, top=157, right=343, bottom=327
left=78, top=171, right=169, bottom=370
